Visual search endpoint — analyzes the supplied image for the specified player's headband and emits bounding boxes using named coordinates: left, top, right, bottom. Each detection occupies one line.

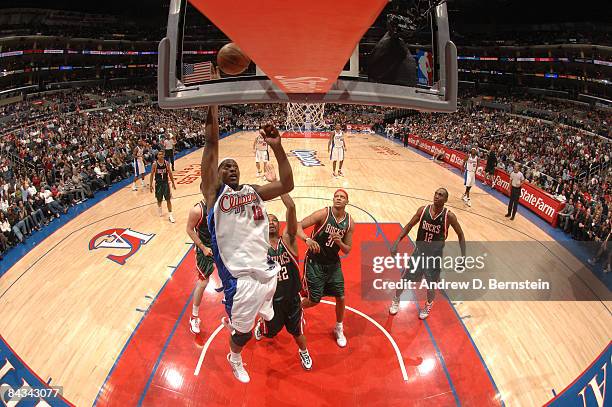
left=335, top=189, right=349, bottom=200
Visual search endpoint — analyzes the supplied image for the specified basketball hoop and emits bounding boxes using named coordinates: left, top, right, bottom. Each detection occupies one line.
left=286, top=103, right=326, bottom=131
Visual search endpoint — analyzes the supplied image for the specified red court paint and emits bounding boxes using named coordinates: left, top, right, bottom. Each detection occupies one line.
left=96, top=223, right=501, bottom=406
left=187, top=0, right=387, bottom=93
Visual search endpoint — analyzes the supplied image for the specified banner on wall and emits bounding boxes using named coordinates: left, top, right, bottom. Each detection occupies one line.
left=406, top=134, right=564, bottom=226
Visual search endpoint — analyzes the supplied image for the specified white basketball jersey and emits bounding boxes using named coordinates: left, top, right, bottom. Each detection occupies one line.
left=256, top=135, right=268, bottom=151
left=332, top=131, right=344, bottom=149
left=210, top=184, right=278, bottom=279
left=466, top=155, right=478, bottom=173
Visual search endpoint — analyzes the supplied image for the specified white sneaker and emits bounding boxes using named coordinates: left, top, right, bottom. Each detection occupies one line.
left=334, top=326, right=347, bottom=348
left=587, top=258, right=596, bottom=265
left=141, top=180, right=145, bottom=187
left=227, top=353, right=250, bottom=383
left=389, top=297, right=400, bottom=315
left=157, top=207, right=163, bottom=217
left=462, top=195, right=468, bottom=203
left=467, top=199, right=472, bottom=207
left=132, top=184, right=137, bottom=191
left=338, top=170, right=344, bottom=176
left=419, top=301, right=433, bottom=320
left=189, top=316, right=201, bottom=334
left=254, top=319, right=263, bottom=341
left=299, top=349, right=313, bottom=370
left=169, top=214, right=175, bottom=223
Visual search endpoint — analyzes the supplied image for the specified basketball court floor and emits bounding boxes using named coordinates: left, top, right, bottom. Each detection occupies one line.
left=0, top=131, right=610, bottom=406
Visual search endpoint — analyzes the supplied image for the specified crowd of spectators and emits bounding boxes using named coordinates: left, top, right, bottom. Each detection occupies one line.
left=1, top=91, right=609, bottom=270
left=386, top=106, right=610, bottom=261
left=512, top=97, right=611, bottom=138
left=0, top=103, right=209, bottom=258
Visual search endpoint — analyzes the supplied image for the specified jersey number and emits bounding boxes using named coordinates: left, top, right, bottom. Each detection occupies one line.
left=423, top=232, right=434, bottom=242
left=277, top=266, right=289, bottom=281
left=252, top=205, right=264, bottom=221
left=326, top=234, right=337, bottom=247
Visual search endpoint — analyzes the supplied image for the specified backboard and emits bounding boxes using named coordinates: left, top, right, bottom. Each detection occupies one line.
left=158, top=0, right=457, bottom=112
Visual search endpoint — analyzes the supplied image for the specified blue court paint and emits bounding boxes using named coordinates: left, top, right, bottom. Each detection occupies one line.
left=442, top=291, right=505, bottom=407
left=137, top=286, right=195, bottom=406
left=92, top=244, right=194, bottom=406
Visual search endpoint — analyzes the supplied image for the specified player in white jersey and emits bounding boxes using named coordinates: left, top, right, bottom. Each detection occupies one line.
left=462, top=147, right=478, bottom=207
left=328, top=124, right=347, bottom=177
left=201, top=103, right=294, bottom=383
left=252, top=131, right=270, bottom=178
left=132, top=139, right=147, bottom=191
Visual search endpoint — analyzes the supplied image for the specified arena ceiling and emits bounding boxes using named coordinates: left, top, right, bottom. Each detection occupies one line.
left=0, top=0, right=609, bottom=25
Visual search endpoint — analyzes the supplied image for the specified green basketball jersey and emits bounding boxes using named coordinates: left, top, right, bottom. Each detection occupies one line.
left=195, top=201, right=211, bottom=250
left=267, top=238, right=301, bottom=300
left=309, top=207, right=351, bottom=265
left=415, top=204, right=448, bottom=255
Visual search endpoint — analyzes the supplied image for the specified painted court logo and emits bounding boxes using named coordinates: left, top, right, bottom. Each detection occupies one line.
left=290, top=149, right=324, bottom=167
left=89, top=228, right=155, bottom=265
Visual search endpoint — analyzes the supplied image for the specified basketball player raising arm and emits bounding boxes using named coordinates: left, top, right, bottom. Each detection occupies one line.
left=253, top=164, right=313, bottom=371
left=201, top=109, right=293, bottom=209
left=200, top=93, right=294, bottom=383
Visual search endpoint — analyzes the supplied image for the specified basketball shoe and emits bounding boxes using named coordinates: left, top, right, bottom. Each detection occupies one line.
left=389, top=297, right=400, bottom=315
left=189, top=316, right=201, bottom=334
left=299, top=349, right=313, bottom=370
left=227, top=353, right=250, bottom=383
left=169, top=213, right=175, bottom=223
left=254, top=318, right=263, bottom=341
left=334, top=324, right=347, bottom=347
left=419, top=301, right=433, bottom=319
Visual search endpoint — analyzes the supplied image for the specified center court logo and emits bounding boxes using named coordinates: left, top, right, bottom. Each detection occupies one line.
left=89, top=228, right=155, bottom=265
left=290, top=149, right=324, bottom=167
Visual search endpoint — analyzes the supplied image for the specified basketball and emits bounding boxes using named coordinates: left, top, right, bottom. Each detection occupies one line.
left=217, top=43, right=251, bottom=75
left=5, top=2, right=611, bottom=407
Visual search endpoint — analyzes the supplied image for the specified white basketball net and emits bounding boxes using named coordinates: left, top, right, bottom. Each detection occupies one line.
left=286, top=103, right=326, bottom=131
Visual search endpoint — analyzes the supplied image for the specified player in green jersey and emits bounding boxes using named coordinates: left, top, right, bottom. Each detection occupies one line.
left=297, top=189, right=354, bottom=348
